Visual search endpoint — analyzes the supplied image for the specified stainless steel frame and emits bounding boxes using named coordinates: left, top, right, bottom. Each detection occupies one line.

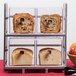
left=4, top=3, right=67, bottom=73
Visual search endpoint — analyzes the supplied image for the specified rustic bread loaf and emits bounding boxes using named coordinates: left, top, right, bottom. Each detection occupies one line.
left=40, top=14, right=61, bottom=33
left=13, top=13, right=34, bottom=33
left=11, top=48, right=33, bottom=66
left=39, top=48, right=61, bottom=65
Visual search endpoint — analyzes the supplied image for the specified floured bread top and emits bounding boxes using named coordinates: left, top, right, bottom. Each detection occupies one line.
left=13, top=13, right=34, bottom=33
left=40, top=14, right=61, bottom=33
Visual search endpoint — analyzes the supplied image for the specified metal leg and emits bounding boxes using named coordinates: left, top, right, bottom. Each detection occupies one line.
left=45, top=68, right=48, bottom=73
left=22, top=69, right=25, bottom=73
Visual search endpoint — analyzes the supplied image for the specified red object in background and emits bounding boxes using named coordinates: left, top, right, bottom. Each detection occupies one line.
left=70, top=46, right=76, bottom=55
left=0, top=59, right=76, bottom=76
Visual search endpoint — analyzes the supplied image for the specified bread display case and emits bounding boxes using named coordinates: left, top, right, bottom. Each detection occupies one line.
left=4, top=3, right=67, bottom=73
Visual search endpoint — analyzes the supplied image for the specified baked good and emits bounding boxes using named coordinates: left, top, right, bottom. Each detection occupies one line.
left=13, top=13, right=34, bottom=33
left=11, top=48, right=33, bottom=66
left=40, top=14, right=61, bottom=33
left=39, top=48, right=61, bottom=65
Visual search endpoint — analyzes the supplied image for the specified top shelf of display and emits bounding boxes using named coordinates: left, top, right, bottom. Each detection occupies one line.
left=4, top=3, right=67, bottom=36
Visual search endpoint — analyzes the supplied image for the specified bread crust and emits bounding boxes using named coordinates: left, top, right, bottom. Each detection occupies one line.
left=12, top=48, right=33, bottom=65
left=39, top=48, right=61, bottom=53
left=39, top=48, right=61, bottom=65
left=40, top=14, right=61, bottom=33
left=13, top=13, right=34, bottom=33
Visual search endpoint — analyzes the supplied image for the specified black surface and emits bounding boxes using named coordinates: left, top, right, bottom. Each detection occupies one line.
left=65, top=67, right=76, bottom=75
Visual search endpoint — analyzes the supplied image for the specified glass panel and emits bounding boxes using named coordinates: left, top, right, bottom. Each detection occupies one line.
left=36, top=36, right=63, bottom=66
left=8, top=37, right=35, bottom=66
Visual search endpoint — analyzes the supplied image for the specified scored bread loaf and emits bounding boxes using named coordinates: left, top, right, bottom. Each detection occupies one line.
left=11, top=48, right=33, bottom=66
left=40, top=14, right=61, bottom=33
left=39, top=48, right=61, bottom=65
left=13, top=13, right=34, bottom=33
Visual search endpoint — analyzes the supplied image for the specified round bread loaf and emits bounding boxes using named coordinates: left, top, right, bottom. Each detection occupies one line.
left=11, top=48, right=33, bottom=66
left=40, top=14, right=61, bottom=33
left=39, top=48, right=61, bottom=65
left=13, top=13, right=34, bottom=33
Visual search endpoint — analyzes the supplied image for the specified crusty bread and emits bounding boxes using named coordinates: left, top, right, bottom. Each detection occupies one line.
left=40, top=14, right=61, bottom=33
left=39, top=48, right=61, bottom=65
left=11, top=48, right=33, bottom=66
left=13, top=13, right=34, bottom=33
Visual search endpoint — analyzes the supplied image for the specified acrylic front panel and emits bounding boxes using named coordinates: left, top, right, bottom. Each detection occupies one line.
left=38, top=8, right=63, bottom=33
left=5, top=37, right=35, bottom=67
left=36, top=36, right=64, bottom=66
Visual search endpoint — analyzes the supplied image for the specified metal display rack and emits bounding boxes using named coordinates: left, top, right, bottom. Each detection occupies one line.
left=4, top=3, right=67, bottom=73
